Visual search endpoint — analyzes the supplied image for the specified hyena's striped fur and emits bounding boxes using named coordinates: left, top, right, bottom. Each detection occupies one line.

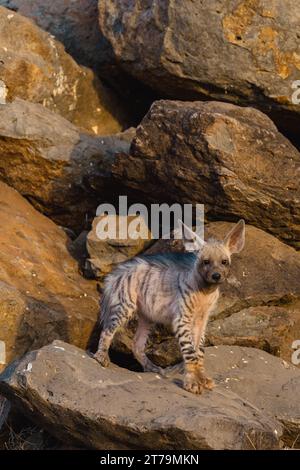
left=94, top=220, right=245, bottom=394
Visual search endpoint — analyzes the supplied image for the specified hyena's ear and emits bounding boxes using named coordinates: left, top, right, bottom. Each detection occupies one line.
left=224, top=219, right=245, bottom=254
left=178, top=220, right=206, bottom=252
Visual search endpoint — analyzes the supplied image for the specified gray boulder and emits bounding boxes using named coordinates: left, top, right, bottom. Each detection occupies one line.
left=0, top=341, right=283, bottom=450
left=206, top=346, right=300, bottom=448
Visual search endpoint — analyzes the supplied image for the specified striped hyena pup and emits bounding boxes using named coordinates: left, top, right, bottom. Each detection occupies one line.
left=94, top=220, right=245, bottom=394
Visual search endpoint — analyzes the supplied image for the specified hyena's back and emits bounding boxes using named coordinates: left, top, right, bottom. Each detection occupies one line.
left=100, top=252, right=196, bottom=327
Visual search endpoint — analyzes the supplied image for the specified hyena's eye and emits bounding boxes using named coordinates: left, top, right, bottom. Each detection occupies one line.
left=203, top=259, right=210, bottom=265
left=222, top=259, right=229, bottom=265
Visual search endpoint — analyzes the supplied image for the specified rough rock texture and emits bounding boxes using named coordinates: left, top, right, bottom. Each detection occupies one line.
left=86, top=215, right=152, bottom=280
left=113, top=100, right=300, bottom=248
left=207, top=306, right=296, bottom=358
left=99, top=0, right=300, bottom=143
left=69, top=231, right=89, bottom=268
left=0, top=99, right=134, bottom=231
left=205, top=346, right=300, bottom=448
left=0, top=1, right=160, bottom=126
left=0, top=0, right=112, bottom=73
left=0, top=6, right=128, bottom=135
left=0, top=341, right=282, bottom=450
left=109, top=222, right=300, bottom=366
left=0, top=182, right=99, bottom=371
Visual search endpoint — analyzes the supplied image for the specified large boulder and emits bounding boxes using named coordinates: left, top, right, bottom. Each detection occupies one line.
left=113, top=100, right=300, bottom=249
left=0, top=182, right=99, bottom=371
left=0, top=0, right=112, bottom=73
left=0, top=99, right=134, bottom=231
left=99, top=0, right=300, bottom=143
left=206, top=306, right=296, bottom=359
left=0, top=6, right=128, bottom=135
left=206, top=346, right=300, bottom=448
left=0, top=341, right=282, bottom=450
left=86, top=214, right=152, bottom=281
left=0, top=1, right=159, bottom=126
left=110, top=222, right=300, bottom=366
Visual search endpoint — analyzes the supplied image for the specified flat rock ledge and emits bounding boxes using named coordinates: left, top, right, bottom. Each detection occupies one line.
left=0, top=341, right=291, bottom=450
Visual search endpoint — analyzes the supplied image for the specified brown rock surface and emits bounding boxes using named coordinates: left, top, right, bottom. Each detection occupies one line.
left=0, top=182, right=99, bottom=371
left=99, top=0, right=300, bottom=143
left=1, top=0, right=112, bottom=73
left=113, top=100, right=300, bottom=248
left=0, top=99, right=134, bottom=231
left=86, top=214, right=152, bottom=280
left=0, top=341, right=282, bottom=450
left=206, top=346, right=300, bottom=448
left=0, top=5, right=128, bottom=135
left=206, top=306, right=296, bottom=359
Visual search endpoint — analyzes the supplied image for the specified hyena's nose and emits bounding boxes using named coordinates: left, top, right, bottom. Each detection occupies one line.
left=212, top=272, right=221, bottom=281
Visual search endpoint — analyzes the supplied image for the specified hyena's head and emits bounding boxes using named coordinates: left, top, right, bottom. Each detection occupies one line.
left=180, top=220, right=245, bottom=285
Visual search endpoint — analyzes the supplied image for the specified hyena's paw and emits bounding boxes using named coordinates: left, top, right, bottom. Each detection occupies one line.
left=203, top=375, right=215, bottom=390
left=183, top=370, right=215, bottom=395
left=143, top=359, right=164, bottom=375
left=183, top=373, right=205, bottom=394
left=93, top=351, right=110, bottom=368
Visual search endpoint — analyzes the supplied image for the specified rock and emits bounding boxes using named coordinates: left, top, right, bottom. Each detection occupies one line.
left=0, top=340, right=282, bottom=450
left=113, top=100, right=300, bottom=249
left=206, top=306, right=296, bottom=360
left=0, top=99, right=134, bottom=231
left=112, top=321, right=181, bottom=368
left=69, top=231, right=89, bottom=266
left=0, top=6, right=128, bottom=135
left=0, top=1, right=160, bottom=127
left=205, top=346, right=300, bottom=448
left=0, top=0, right=112, bottom=73
left=0, top=182, right=99, bottom=371
left=110, top=222, right=300, bottom=366
left=99, top=0, right=300, bottom=144
left=86, top=215, right=152, bottom=280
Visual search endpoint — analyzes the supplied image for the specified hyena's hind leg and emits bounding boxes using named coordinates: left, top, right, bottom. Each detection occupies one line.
left=133, top=316, right=164, bottom=374
left=94, top=304, right=135, bottom=367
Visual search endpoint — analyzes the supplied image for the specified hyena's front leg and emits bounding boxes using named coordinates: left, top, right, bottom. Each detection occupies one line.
left=192, top=317, right=215, bottom=390
left=174, top=313, right=214, bottom=394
